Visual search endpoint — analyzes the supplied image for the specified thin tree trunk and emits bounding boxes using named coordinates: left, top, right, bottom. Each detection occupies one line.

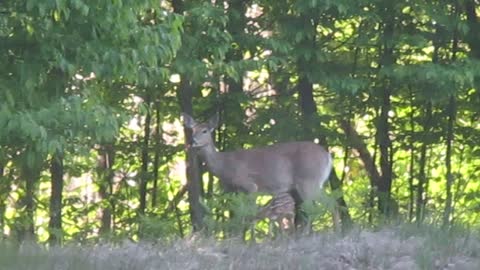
left=443, top=13, right=460, bottom=227
left=328, top=171, right=353, bottom=231
left=48, top=152, right=64, bottom=246
left=173, top=0, right=205, bottom=232
left=18, top=165, right=40, bottom=242
left=465, top=1, right=480, bottom=59
left=377, top=1, right=395, bottom=216
left=224, top=0, right=247, bottom=138
left=452, top=145, right=467, bottom=225
left=161, top=185, right=187, bottom=217
left=179, top=81, right=205, bottom=231
left=416, top=102, right=432, bottom=224
left=408, top=91, right=416, bottom=222
left=169, top=178, right=185, bottom=237
left=152, top=102, right=161, bottom=208
left=24, top=179, right=35, bottom=240
left=464, top=1, right=480, bottom=120
left=443, top=95, right=456, bottom=227
left=96, top=143, right=115, bottom=235
left=185, top=147, right=204, bottom=231
left=340, top=145, right=349, bottom=184
left=206, top=173, right=214, bottom=198
left=139, top=94, right=152, bottom=216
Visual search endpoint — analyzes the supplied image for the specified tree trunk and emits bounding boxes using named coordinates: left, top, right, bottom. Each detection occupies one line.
left=179, top=80, right=205, bottom=231
left=223, top=0, right=247, bottom=151
left=48, top=152, right=64, bottom=246
left=152, top=102, right=161, bottom=208
left=185, top=150, right=204, bottom=231
left=18, top=166, right=39, bottom=242
left=377, top=87, right=393, bottom=215
left=465, top=1, right=480, bottom=59
left=416, top=102, right=432, bottom=224
left=139, top=94, right=151, bottom=216
left=443, top=15, right=459, bottom=227
left=164, top=178, right=186, bottom=237
left=328, top=171, right=353, bottom=231
left=96, top=143, right=115, bottom=235
left=408, top=91, right=415, bottom=222
left=464, top=1, right=480, bottom=109
left=173, top=0, right=205, bottom=232
left=443, top=95, right=456, bottom=227
left=377, top=1, right=395, bottom=216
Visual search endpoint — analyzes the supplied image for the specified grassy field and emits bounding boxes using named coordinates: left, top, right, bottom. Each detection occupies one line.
left=1, top=226, right=479, bottom=270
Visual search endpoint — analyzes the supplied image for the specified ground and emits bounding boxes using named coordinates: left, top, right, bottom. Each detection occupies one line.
left=2, top=226, right=479, bottom=270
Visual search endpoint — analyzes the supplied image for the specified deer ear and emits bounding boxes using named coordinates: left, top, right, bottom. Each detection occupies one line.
left=182, top=113, right=196, bottom=128
left=207, top=113, right=219, bottom=131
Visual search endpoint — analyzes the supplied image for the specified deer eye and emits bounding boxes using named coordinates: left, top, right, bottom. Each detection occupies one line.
left=202, top=129, right=208, bottom=134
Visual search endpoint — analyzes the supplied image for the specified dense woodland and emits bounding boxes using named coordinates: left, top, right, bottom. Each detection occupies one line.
left=1, top=0, right=479, bottom=245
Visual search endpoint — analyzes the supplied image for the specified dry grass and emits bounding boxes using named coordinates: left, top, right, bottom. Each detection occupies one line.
left=1, top=226, right=479, bottom=270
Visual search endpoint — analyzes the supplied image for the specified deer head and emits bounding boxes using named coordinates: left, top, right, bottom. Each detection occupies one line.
left=182, top=113, right=218, bottom=148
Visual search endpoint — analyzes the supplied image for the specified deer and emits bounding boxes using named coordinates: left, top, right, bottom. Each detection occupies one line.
left=182, top=113, right=333, bottom=230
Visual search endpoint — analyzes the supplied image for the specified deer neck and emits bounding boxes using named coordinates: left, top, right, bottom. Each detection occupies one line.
left=197, top=143, right=224, bottom=177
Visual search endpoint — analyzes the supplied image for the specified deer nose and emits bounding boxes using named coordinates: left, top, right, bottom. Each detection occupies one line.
left=191, top=137, right=199, bottom=146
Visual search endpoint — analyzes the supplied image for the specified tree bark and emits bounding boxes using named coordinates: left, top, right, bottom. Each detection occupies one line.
left=139, top=94, right=151, bottom=216
left=464, top=0, right=480, bottom=119
left=377, top=87, right=393, bottom=215
left=443, top=95, right=456, bottom=227
left=17, top=164, right=40, bottom=242
left=24, top=177, right=36, bottom=240
left=223, top=0, right=247, bottom=151
left=179, top=80, right=205, bottom=231
left=408, top=91, right=415, bottom=222
left=377, top=1, right=395, bottom=216
left=96, top=143, right=115, bottom=235
left=465, top=1, right=480, bottom=59
left=151, top=102, right=161, bottom=208
left=48, top=152, right=64, bottom=246
left=173, top=0, right=205, bottom=232
left=443, top=15, right=459, bottom=227
left=161, top=185, right=187, bottom=218
left=416, top=102, right=432, bottom=224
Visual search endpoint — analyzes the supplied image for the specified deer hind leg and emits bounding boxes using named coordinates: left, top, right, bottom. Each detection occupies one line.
left=289, top=189, right=309, bottom=229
